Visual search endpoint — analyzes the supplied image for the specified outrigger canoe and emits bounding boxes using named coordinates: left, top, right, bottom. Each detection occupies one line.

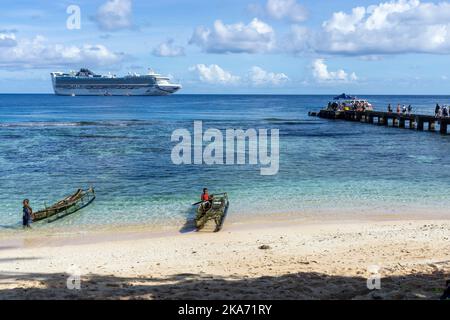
left=195, top=193, right=229, bottom=232
left=32, top=187, right=95, bottom=223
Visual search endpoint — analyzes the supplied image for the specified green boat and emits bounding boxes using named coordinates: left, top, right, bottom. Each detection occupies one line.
left=32, top=187, right=95, bottom=223
left=195, top=193, right=229, bottom=232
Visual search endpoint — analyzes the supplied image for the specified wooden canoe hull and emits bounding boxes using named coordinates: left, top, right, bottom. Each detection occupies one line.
left=195, top=193, right=229, bottom=232
left=32, top=188, right=95, bottom=223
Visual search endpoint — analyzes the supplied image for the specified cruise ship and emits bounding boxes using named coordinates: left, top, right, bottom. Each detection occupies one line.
left=51, top=68, right=181, bottom=96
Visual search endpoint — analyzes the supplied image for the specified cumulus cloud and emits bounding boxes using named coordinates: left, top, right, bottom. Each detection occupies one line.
left=312, top=59, right=358, bottom=82
left=0, top=32, right=17, bottom=47
left=95, top=0, right=133, bottom=31
left=249, top=66, right=289, bottom=85
left=0, top=35, right=123, bottom=69
left=318, top=0, right=450, bottom=55
left=189, top=64, right=240, bottom=84
left=189, top=18, right=275, bottom=53
left=266, top=0, right=307, bottom=22
left=152, top=39, right=185, bottom=57
left=189, top=64, right=289, bottom=86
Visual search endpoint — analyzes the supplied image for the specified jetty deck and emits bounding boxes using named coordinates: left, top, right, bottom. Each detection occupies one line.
left=311, top=110, right=450, bottom=134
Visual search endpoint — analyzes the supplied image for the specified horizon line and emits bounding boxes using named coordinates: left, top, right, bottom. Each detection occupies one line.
left=2, top=93, right=450, bottom=96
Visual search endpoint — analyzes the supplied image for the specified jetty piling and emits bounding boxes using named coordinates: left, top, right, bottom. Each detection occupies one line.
left=314, top=110, right=450, bottom=135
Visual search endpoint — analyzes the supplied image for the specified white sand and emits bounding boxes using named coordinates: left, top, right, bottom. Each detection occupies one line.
left=0, top=218, right=449, bottom=299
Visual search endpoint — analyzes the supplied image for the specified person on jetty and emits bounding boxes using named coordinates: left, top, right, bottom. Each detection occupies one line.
left=387, top=104, right=392, bottom=113
left=435, top=104, right=441, bottom=117
left=407, top=105, right=412, bottom=115
left=22, top=199, right=33, bottom=229
left=443, top=105, right=449, bottom=118
left=402, top=105, right=407, bottom=114
left=397, top=104, right=401, bottom=114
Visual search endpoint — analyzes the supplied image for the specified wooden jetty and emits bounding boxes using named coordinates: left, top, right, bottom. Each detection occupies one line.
left=311, top=110, right=450, bottom=134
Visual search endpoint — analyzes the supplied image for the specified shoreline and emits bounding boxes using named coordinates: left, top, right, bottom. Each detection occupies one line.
left=2, top=209, right=450, bottom=248
left=2, top=206, right=450, bottom=246
left=0, top=213, right=449, bottom=299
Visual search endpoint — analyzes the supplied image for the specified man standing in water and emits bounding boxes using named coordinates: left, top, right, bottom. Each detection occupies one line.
left=22, top=199, right=33, bottom=229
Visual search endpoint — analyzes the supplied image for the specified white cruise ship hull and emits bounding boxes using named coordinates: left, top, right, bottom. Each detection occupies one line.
left=53, top=85, right=180, bottom=96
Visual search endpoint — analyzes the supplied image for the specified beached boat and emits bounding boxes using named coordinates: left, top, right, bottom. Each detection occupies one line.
left=32, top=187, right=95, bottom=223
left=195, top=193, right=229, bottom=232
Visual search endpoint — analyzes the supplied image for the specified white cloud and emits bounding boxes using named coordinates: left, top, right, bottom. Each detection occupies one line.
left=312, top=59, right=358, bottom=82
left=0, top=32, right=17, bottom=47
left=0, top=35, right=123, bottom=69
left=95, top=0, right=133, bottom=31
left=189, top=64, right=289, bottom=86
left=318, top=0, right=450, bottom=55
left=189, top=18, right=275, bottom=53
left=152, top=39, right=185, bottom=57
left=249, top=66, right=289, bottom=85
left=266, top=0, right=307, bottom=22
left=323, top=7, right=366, bottom=35
left=189, top=64, right=240, bottom=84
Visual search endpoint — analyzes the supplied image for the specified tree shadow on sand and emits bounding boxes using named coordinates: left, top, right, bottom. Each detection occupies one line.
left=0, top=270, right=448, bottom=300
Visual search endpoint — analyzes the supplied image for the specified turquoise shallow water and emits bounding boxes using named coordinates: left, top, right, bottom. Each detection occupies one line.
left=1, top=94, right=450, bottom=230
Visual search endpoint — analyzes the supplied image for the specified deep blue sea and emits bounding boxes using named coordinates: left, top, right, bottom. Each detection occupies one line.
left=1, top=94, right=450, bottom=231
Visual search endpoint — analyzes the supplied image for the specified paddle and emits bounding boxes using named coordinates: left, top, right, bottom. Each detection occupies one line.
left=192, top=200, right=204, bottom=206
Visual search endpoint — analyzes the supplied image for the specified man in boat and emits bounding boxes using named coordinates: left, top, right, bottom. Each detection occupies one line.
left=201, top=188, right=210, bottom=202
left=200, top=188, right=214, bottom=212
left=22, top=199, right=33, bottom=229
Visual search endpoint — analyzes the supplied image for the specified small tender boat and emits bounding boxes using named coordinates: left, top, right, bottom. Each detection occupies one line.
left=326, top=93, right=373, bottom=112
left=32, top=187, right=95, bottom=223
left=195, top=193, right=229, bottom=232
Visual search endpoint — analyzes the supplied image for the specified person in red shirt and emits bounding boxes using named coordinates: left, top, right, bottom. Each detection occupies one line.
left=200, top=188, right=213, bottom=212
left=201, top=188, right=210, bottom=202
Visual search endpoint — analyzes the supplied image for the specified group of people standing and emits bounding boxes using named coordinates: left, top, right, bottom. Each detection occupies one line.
left=435, top=104, right=450, bottom=117
left=387, top=104, right=413, bottom=115
left=386, top=103, right=450, bottom=118
left=327, top=100, right=373, bottom=112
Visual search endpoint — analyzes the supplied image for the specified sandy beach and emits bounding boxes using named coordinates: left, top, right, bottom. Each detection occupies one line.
left=0, top=216, right=449, bottom=300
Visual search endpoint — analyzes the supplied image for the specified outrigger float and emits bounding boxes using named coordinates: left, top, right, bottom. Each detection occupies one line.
left=32, top=187, right=96, bottom=223
left=195, top=193, right=229, bottom=232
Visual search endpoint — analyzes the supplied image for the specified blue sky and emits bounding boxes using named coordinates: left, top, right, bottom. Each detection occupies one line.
left=1, top=0, right=450, bottom=94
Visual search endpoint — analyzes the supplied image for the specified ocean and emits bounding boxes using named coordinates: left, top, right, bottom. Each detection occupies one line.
left=1, top=94, right=450, bottom=231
